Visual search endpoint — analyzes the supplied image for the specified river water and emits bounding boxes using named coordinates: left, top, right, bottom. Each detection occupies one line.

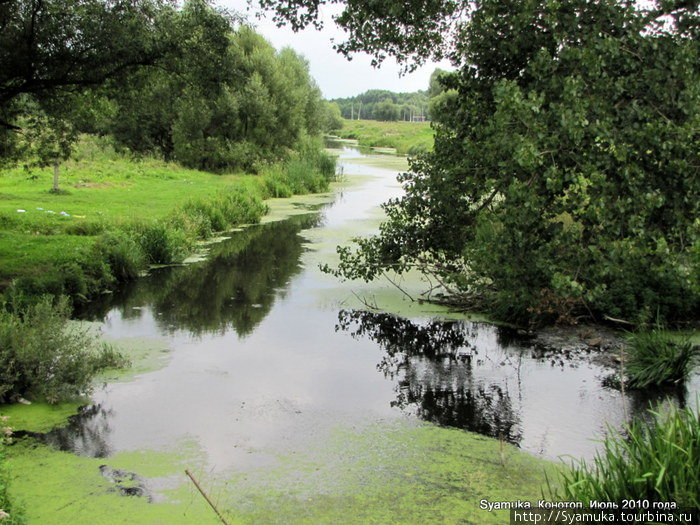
left=61, top=145, right=696, bottom=475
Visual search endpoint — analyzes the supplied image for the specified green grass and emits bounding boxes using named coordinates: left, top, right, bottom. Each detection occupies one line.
left=334, top=118, right=434, bottom=155
left=625, top=329, right=699, bottom=388
left=548, top=403, right=699, bottom=508
left=0, top=136, right=336, bottom=301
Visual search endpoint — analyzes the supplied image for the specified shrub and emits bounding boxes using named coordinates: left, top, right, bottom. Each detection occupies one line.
left=625, top=329, right=699, bottom=388
left=0, top=296, right=128, bottom=403
left=94, top=231, right=145, bottom=282
left=549, top=403, right=699, bottom=508
left=134, top=222, right=189, bottom=264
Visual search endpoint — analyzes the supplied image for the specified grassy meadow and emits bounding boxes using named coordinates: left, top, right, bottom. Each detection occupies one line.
left=334, top=118, right=434, bottom=155
left=0, top=136, right=335, bottom=303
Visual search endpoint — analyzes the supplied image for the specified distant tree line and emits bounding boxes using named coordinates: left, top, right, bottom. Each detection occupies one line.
left=329, top=69, right=456, bottom=123
left=0, top=0, right=340, bottom=173
left=331, top=88, right=431, bottom=122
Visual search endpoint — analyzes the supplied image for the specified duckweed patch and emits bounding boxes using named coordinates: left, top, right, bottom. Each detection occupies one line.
left=4, top=438, right=222, bottom=525
left=93, top=337, right=173, bottom=384
left=5, top=419, right=553, bottom=524
left=217, top=420, right=555, bottom=524
left=0, top=403, right=82, bottom=434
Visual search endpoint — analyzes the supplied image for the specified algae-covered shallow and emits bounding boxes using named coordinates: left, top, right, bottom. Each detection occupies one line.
left=5, top=146, right=697, bottom=523
left=6, top=420, right=554, bottom=524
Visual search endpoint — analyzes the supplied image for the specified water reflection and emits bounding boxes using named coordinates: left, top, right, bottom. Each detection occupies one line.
left=80, top=214, right=320, bottom=336
left=336, top=310, right=694, bottom=450
left=337, top=310, right=522, bottom=443
left=43, top=404, right=114, bottom=457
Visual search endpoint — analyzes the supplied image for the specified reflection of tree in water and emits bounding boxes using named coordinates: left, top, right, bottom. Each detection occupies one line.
left=337, top=310, right=522, bottom=444
left=42, top=404, right=113, bottom=458
left=81, top=214, right=320, bottom=336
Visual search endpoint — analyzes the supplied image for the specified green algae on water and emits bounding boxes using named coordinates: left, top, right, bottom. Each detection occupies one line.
left=93, top=337, right=174, bottom=384
left=5, top=438, right=224, bottom=525
left=215, top=420, right=555, bottom=524
left=0, top=402, right=82, bottom=433
left=5, top=420, right=554, bottom=524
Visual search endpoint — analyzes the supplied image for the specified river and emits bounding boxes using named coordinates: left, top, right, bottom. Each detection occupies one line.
left=34, top=144, right=696, bottom=522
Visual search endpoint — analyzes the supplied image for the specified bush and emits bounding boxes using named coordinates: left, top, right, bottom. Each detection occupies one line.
left=625, top=329, right=699, bottom=388
left=0, top=296, right=128, bottom=403
left=549, top=403, right=699, bottom=508
left=6, top=257, right=114, bottom=309
left=94, top=231, right=145, bottom=282
left=134, top=222, right=189, bottom=264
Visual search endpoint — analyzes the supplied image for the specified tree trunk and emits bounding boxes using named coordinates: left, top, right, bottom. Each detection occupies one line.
left=52, top=159, right=60, bottom=191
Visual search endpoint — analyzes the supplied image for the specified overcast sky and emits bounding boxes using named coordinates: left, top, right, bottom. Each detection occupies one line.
left=219, top=0, right=452, bottom=99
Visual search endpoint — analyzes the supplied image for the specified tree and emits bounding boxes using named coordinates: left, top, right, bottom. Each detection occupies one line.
left=374, top=98, right=399, bottom=121
left=25, top=112, right=75, bottom=193
left=0, top=0, right=172, bottom=128
left=106, top=15, right=327, bottom=172
left=427, top=68, right=449, bottom=98
left=321, top=101, right=343, bottom=131
left=0, top=0, right=186, bottom=164
left=263, top=0, right=700, bottom=325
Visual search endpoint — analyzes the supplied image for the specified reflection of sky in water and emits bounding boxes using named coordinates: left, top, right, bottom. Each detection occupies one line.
left=60, top=147, right=697, bottom=473
left=322, top=147, right=404, bottom=229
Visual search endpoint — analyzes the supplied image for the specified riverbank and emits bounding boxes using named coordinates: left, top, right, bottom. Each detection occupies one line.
left=333, top=119, right=434, bottom=155
left=0, top=136, right=335, bottom=306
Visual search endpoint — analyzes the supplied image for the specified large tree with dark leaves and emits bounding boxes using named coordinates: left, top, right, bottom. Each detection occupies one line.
left=263, top=0, right=700, bottom=325
left=0, top=0, right=173, bottom=156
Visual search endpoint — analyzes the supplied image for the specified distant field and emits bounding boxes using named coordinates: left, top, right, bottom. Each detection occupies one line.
left=333, top=119, right=434, bottom=155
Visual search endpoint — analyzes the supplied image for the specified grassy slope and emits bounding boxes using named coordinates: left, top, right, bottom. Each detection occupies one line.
left=333, top=118, right=434, bottom=155
left=0, top=139, right=325, bottom=288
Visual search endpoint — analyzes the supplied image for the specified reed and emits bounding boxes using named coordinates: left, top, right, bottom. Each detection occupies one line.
left=626, top=329, right=698, bottom=388
left=548, top=403, right=699, bottom=508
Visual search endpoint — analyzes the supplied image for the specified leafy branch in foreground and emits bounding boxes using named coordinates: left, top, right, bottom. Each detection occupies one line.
left=315, top=0, right=700, bottom=326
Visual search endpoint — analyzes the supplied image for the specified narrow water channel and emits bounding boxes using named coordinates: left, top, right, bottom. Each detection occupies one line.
left=61, top=146, right=696, bottom=477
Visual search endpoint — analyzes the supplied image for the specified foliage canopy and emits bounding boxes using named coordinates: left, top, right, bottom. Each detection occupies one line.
left=264, top=0, right=700, bottom=324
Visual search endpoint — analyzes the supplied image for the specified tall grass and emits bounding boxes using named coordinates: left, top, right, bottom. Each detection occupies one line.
left=625, top=329, right=699, bottom=388
left=549, top=403, right=699, bottom=507
left=133, top=221, right=190, bottom=265
left=93, top=231, right=144, bottom=281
